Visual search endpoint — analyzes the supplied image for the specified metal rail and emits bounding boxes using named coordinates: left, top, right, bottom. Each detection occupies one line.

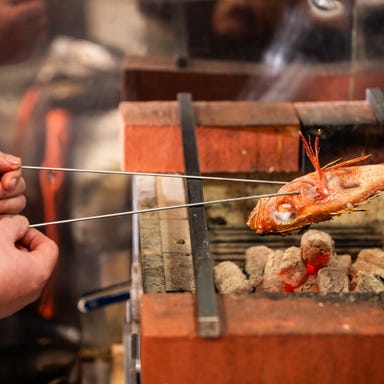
left=178, top=92, right=220, bottom=338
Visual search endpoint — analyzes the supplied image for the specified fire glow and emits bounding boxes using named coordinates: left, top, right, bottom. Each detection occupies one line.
left=214, top=229, right=384, bottom=295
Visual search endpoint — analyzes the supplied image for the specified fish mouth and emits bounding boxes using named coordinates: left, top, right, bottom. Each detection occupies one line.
left=255, top=220, right=310, bottom=236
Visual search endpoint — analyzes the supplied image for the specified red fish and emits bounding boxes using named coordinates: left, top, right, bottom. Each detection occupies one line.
left=247, top=130, right=384, bottom=235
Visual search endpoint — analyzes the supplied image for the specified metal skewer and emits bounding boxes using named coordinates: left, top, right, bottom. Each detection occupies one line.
left=21, top=165, right=286, bottom=185
left=29, top=191, right=299, bottom=228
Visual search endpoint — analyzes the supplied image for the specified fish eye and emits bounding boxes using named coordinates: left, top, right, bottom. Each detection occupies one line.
left=272, top=202, right=296, bottom=224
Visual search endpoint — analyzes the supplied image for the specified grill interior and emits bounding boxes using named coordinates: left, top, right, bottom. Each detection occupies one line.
left=209, top=224, right=384, bottom=267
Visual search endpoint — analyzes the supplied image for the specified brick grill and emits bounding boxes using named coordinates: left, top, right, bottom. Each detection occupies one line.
left=122, top=97, right=384, bottom=384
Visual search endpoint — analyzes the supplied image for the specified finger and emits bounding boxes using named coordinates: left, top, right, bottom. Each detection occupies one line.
left=0, top=215, right=29, bottom=242
left=21, top=227, right=57, bottom=253
left=0, top=169, right=25, bottom=193
left=20, top=228, right=58, bottom=270
left=15, top=241, right=28, bottom=251
left=0, top=152, right=21, bottom=172
left=0, top=194, right=26, bottom=214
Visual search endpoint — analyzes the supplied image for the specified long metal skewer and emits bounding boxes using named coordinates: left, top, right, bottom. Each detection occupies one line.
left=29, top=191, right=299, bottom=228
left=21, top=165, right=286, bottom=185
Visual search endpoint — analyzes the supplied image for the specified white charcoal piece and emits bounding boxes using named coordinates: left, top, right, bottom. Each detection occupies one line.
left=214, top=261, right=252, bottom=294
left=245, top=245, right=272, bottom=289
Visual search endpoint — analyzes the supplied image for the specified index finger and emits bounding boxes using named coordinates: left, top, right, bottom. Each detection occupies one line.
left=0, top=168, right=24, bottom=192
left=0, top=152, right=21, bottom=173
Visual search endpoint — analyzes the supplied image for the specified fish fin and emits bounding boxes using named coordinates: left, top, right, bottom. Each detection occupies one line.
left=371, top=191, right=383, bottom=199
left=299, top=130, right=329, bottom=195
left=299, top=130, right=323, bottom=174
left=330, top=206, right=367, bottom=216
left=322, top=158, right=343, bottom=168
left=356, top=193, right=382, bottom=204
left=325, top=154, right=372, bottom=170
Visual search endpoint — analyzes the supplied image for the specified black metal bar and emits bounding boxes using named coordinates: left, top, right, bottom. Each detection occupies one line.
left=177, top=92, right=220, bottom=338
left=366, top=88, right=384, bottom=125
left=172, top=2, right=189, bottom=68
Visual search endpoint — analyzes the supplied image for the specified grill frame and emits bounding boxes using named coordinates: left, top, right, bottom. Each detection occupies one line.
left=123, top=95, right=384, bottom=384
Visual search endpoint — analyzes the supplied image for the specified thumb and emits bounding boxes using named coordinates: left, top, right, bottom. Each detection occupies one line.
left=0, top=152, right=21, bottom=173
left=0, top=215, right=29, bottom=243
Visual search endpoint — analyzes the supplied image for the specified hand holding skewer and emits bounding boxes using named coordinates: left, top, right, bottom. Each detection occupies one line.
left=0, top=149, right=298, bottom=318
left=0, top=151, right=58, bottom=318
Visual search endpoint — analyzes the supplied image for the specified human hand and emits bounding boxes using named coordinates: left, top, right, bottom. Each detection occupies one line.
left=0, top=215, right=58, bottom=318
left=0, top=0, right=47, bottom=64
left=0, top=151, right=26, bottom=214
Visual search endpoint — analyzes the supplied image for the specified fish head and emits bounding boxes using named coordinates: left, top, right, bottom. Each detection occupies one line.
left=247, top=178, right=330, bottom=235
left=247, top=194, right=302, bottom=235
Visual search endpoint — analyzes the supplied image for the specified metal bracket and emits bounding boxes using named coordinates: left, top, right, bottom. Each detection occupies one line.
left=178, top=92, right=220, bottom=338
left=172, top=2, right=189, bottom=68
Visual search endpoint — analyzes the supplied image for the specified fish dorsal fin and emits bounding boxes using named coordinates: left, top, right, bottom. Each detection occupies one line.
left=325, top=154, right=372, bottom=170
left=323, top=158, right=343, bottom=168
left=299, top=130, right=323, bottom=174
left=299, top=130, right=328, bottom=192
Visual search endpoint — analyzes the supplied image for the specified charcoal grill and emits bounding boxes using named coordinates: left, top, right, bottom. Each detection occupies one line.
left=120, top=90, right=384, bottom=384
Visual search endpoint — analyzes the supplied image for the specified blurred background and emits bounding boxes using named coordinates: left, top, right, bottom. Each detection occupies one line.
left=0, top=0, right=383, bottom=382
